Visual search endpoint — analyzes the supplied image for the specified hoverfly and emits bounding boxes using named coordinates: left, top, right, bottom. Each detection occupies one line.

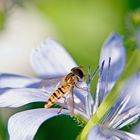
left=43, top=66, right=85, bottom=113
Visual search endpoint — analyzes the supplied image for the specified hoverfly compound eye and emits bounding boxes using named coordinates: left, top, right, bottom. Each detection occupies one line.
left=71, top=67, right=84, bottom=80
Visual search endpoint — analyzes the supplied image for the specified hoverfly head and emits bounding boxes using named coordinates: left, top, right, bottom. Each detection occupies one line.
left=71, top=66, right=84, bottom=82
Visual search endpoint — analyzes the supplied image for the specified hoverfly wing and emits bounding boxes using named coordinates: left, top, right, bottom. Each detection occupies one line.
left=39, top=76, right=65, bottom=93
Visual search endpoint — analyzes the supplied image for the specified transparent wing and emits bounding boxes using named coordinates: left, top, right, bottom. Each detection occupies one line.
left=39, top=76, right=65, bottom=94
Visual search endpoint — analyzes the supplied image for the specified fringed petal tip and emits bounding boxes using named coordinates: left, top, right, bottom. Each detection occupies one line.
left=30, top=38, right=77, bottom=78
left=100, top=32, right=126, bottom=71
left=104, top=33, right=123, bottom=46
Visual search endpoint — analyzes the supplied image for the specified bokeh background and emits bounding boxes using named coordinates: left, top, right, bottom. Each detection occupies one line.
left=0, top=0, right=140, bottom=140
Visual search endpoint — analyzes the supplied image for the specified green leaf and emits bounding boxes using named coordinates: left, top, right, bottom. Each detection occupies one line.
left=0, top=116, right=7, bottom=140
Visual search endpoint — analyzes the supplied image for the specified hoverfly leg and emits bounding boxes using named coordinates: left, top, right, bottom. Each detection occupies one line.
left=57, top=106, right=64, bottom=114
left=75, top=84, right=89, bottom=92
left=66, top=88, right=75, bottom=116
left=57, top=96, right=67, bottom=114
left=71, top=88, right=75, bottom=116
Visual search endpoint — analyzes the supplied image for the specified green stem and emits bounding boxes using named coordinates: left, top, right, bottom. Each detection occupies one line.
left=78, top=50, right=140, bottom=140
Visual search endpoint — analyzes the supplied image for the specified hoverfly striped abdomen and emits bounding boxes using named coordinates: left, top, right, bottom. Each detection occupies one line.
left=44, top=85, right=71, bottom=108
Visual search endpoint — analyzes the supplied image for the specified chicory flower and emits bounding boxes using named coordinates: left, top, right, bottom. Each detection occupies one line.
left=0, top=33, right=140, bottom=140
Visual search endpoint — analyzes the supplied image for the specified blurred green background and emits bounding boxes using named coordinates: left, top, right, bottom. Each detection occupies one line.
left=0, top=0, right=140, bottom=140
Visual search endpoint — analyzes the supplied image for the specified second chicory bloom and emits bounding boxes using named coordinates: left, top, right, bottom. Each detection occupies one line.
left=88, top=72, right=140, bottom=140
left=0, top=33, right=140, bottom=140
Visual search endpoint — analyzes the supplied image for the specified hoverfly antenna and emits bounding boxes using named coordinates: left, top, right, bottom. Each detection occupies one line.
left=79, top=64, right=84, bottom=69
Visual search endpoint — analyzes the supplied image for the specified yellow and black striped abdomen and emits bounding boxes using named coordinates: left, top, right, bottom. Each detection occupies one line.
left=44, top=85, right=71, bottom=108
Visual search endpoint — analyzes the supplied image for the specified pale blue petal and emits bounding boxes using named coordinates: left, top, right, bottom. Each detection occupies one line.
left=8, top=108, right=69, bottom=140
left=112, top=129, right=140, bottom=140
left=0, top=73, right=41, bottom=88
left=31, top=39, right=77, bottom=78
left=131, top=123, right=140, bottom=135
left=73, top=81, right=88, bottom=104
left=109, top=72, right=140, bottom=117
left=109, top=105, right=140, bottom=129
left=104, top=96, right=131, bottom=128
left=88, top=125, right=119, bottom=140
left=0, top=88, right=49, bottom=107
left=98, top=33, right=126, bottom=100
left=104, top=73, right=140, bottom=127
left=118, top=72, right=140, bottom=111
left=88, top=125, right=140, bottom=140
